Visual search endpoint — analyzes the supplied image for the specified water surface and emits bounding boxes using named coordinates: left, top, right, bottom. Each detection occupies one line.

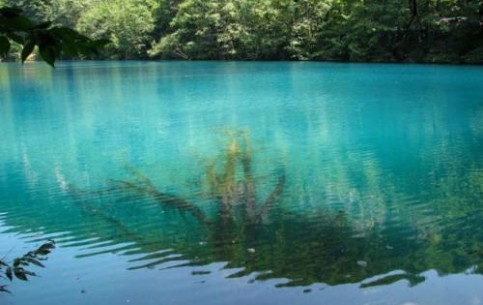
left=1, top=61, right=483, bottom=305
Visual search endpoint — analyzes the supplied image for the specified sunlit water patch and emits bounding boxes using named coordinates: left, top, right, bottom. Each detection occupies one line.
left=1, top=61, right=483, bottom=304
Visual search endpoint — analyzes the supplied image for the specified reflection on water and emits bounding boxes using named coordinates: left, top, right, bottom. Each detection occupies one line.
left=1, top=62, right=483, bottom=303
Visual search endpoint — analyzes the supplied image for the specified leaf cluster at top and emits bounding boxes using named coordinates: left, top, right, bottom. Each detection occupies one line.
left=0, top=6, right=108, bottom=66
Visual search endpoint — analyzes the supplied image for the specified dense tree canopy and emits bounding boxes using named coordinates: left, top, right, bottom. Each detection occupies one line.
left=1, top=0, right=482, bottom=63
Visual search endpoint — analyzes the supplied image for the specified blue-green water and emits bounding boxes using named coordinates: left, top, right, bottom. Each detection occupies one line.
left=1, top=61, right=483, bottom=304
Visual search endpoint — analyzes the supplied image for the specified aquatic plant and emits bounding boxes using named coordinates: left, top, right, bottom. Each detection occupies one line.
left=46, top=121, right=483, bottom=290
left=0, top=240, right=55, bottom=293
left=204, top=130, right=285, bottom=224
left=108, top=167, right=209, bottom=224
left=57, top=129, right=287, bottom=271
left=97, top=130, right=286, bottom=227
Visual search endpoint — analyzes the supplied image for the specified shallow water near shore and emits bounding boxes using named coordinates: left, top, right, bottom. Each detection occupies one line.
left=1, top=61, right=483, bottom=304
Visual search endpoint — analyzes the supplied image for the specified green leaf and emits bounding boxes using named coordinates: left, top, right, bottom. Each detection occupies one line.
left=21, top=39, right=35, bottom=63
left=3, top=16, right=34, bottom=31
left=61, top=41, right=79, bottom=57
left=0, top=36, right=11, bottom=56
left=0, top=285, right=10, bottom=294
left=35, top=31, right=57, bottom=47
left=92, top=39, right=111, bottom=48
left=13, top=258, right=21, bottom=268
left=0, top=7, right=23, bottom=17
left=50, top=27, right=83, bottom=39
left=85, top=39, right=110, bottom=55
left=35, top=240, right=55, bottom=255
left=5, top=267, right=13, bottom=281
left=0, top=7, right=22, bottom=18
left=0, top=285, right=10, bottom=293
left=38, top=46, right=57, bottom=67
left=26, top=258, right=45, bottom=268
left=6, top=32, right=24, bottom=44
left=13, top=268, right=29, bottom=281
left=35, top=21, right=52, bottom=30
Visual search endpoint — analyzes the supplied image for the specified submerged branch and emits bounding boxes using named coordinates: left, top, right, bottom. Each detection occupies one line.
left=106, top=166, right=209, bottom=224
left=66, top=131, right=285, bottom=250
left=240, top=132, right=257, bottom=220
left=257, top=170, right=286, bottom=220
left=147, top=188, right=209, bottom=224
left=108, top=179, right=149, bottom=194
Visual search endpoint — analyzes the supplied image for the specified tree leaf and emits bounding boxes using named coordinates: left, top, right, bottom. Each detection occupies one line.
left=5, top=267, right=13, bottom=281
left=35, top=21, right=52, bottom=30
left=92, top=39, right=111, bottom=49
left=61, top=41, right=79, bottom=57
left=13, top=268, right=29, bottom=281
left=0, top=7, right=23, bottom=17
left=3, top=16, right=34, bottom=31
left=38, top=46, right=56, bottom=67
left=36, top=241, right=56, bottom=255
left=50, top=27, right=82, bottom=40
left=0, top=285, right=11, bottom=294
left=0, top=36, right=11, bottom=56
left=6, top=32, right=24, bottom=44
left=85, top=39, right=111, bottom=55
left=21, top=39, right=36, bottom=63
left=12, top=258, right=21, bottom=268
left=26, top=258, right=45, bottom=268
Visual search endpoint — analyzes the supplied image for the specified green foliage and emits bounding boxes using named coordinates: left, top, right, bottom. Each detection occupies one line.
left=77, top=0, right=157, bottom=59
left=1, top=0, right=54, bottom=23
left=2, top=1, right=483, bottom=63
left=150, top=0, right=224, bottom=59
left=149, top=0, right=294, bottom=59
left=0, top=6, right=108, bottom=66
left=148, top=0, right=483, bottom=62
left=287, top=0, right=332, bottom=60
left=0, top=240, right=55, bottom=293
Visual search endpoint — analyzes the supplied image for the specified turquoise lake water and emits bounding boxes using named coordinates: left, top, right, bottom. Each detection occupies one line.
left=1, top=61, right=483, bottom=304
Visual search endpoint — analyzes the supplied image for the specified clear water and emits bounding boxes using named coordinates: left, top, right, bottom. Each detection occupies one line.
left=1, top=61, right=483, bottom=305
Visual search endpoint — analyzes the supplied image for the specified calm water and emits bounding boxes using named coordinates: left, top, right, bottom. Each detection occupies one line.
left=1, top=61, right=483, bottom=305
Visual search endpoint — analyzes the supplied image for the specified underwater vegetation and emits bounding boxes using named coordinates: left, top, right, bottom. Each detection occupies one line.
left=91, top=130, right=286, bottom=228
left=3, top=129, right=483, bottom=289
left=64, top=130, right=289, bottom=261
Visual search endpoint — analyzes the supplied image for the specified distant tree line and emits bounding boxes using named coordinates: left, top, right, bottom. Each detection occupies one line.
left=1, top=0, right=482, bottom=63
